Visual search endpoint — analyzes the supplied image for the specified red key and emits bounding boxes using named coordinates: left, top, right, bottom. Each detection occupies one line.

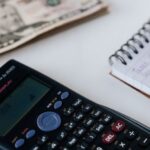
left=102, top=131, right=117, bottom=144
left=112, top=120, right=125, bottom=133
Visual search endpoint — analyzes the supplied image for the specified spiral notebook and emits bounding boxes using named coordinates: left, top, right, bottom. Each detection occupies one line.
left=109, top=20, right=150, bottom=96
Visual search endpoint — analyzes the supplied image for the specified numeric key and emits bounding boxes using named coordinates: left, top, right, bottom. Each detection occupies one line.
left=73, top=127, right=86, bottom=137
left=57, top=131, right=67, bottom=141
left=125, top=129, right=137, bottom=140
left=101, top=114, right=112, bottom=124
left=112, top=120, right=125, bottom=133
left=63, top=107, right=75, bottom=116
left=82, top=104, right=93, bottom=113
left=30, top=145, right=40, bottom=150
left=76, top=142, right=88, bottom=150
left=73, top=112, right=84, bottom=122
left=82, top=117, right=94, bottom=128
left=64, top=121, right=76, bottom=131
left=47, top=141, right=59, bottom=149
left=66, top=136, right=77, bottom=147
left=72, top=99, right=82, bottom=108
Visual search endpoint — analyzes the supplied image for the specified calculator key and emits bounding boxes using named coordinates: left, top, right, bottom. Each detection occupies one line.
left=93, top=146, right=104, bottom=150
left=26, top=129, right=36, bottom=139
left=82, top=117, right=94, bottom=128
left=37, top=135, right=49, bottom=145
left=61, top=91, right=70, bottom=100
left=63, top=107, right=75, bottom=116
left=59, top=147, right=69, bottom=150
left=139, top=137, right=150, bottom=147
left=64, top=121, right=76, bottom=131
left=82, top=104, right=93, bottom=113
left=15, top=139, right=25, bottom=149
left=30, top=145, right=40, bottom=150
left=92, top=123, right=104, bottom=133
left=83, top=132, right=97, bottom=143
left=66, top=136, right=77, bottom=147
left=73, top=112, right=84, bottom=122
left=101, top=114, right=112, bottom=124
left=72, top=99, right=82, bottom=108
left=47, top=141, right=59, bottom=150
left=116, top=140, right=129, bottom=150
left=73, top=127, right=86, bottom=137
left=112, top=120, right=125, bottom=133
left=54, top=101, right=62, bottom=109
left=57, top=131, right=67, bottom=141
left=102, top=131, right=117, bottom=144
left=125, top=129, right=137, bottom=140
left=76, top=142, right=88, bottom=150
left=129, top=143, right=144, bottom=150
left=37, top=112, right=61, bottom=132
left=90, top=109, right=102, bottom=118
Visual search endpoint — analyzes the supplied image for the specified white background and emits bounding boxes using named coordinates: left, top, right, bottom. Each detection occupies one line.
left=0, top=0, right=150, bottom=127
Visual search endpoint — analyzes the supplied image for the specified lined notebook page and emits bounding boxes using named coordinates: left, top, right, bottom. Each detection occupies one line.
left=112, top=42, right=150, bottom=95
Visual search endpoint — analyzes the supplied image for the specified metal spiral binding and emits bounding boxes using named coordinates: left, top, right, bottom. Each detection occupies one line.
left=109, top=21, right=150, bottom=65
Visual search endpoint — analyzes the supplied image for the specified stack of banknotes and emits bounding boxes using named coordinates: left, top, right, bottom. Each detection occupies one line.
left=0, top=0, right=108, bottom=54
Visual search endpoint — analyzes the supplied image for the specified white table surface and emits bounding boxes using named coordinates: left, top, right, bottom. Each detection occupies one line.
left=0, top=0, right=150, bottom=127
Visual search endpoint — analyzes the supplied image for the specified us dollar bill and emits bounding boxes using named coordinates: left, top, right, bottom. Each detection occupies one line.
left=0, top=0, right=108, bottom=54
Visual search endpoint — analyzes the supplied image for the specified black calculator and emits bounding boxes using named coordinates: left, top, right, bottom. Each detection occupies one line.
left=0, top=60, right=149, bottom=150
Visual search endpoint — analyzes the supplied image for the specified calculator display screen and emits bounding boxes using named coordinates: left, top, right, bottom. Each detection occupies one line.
left=0, top=77, right=49, bottom=136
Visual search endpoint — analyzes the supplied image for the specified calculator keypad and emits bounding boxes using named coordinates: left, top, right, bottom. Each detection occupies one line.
left=17, top=91, right=150, bottom=150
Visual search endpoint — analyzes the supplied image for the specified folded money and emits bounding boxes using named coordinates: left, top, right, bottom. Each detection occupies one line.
left=0, top=0, right=108, bottom=54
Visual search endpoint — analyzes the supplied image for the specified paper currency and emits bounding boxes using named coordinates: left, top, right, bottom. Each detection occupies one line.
left=0, top=0, right=108, bottom=54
